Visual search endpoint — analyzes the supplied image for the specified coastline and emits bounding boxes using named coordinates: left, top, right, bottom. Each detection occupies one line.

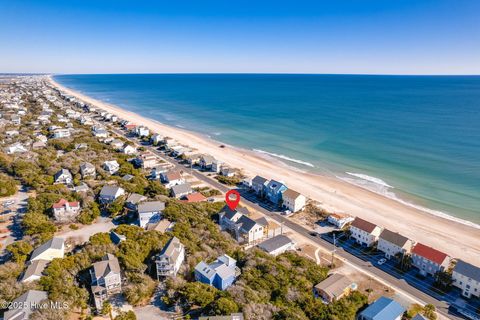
left=48, top=75, right=480, bottom=265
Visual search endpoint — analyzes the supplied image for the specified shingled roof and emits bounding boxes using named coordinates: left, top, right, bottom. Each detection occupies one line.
left=379, top=229, right=411, bottom=247
left=412, top=243, right=449, bottom=265
left=351, top=217, right=378, bottom=233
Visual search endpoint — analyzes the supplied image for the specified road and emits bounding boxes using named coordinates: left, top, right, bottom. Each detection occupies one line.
left=108, top=126, right=464, bottom=319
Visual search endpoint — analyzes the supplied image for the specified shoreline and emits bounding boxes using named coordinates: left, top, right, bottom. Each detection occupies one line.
left=48, top=75, right=480, bottom=265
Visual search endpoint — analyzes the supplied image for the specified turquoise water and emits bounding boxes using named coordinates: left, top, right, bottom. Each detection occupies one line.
left=54, top=74, right=480, bottom=225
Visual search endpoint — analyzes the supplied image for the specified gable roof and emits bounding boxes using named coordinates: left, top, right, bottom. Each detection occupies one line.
left=4, top=290, right=48, bottom=320
left=30, top=237, right=64, bottom=261
left=379, top=229, right=411, bottom=247
left=171, top=183, right=192, bottom=195
left=157, top=236, right=184, bottom=263
left=454, top=260, right=480, bottom=282
left=235, top=215, right=260, bottom=233
left=282, top=188, right=302, bottom=200
left=92, top=253, right=121, bottom=279
left=52, top=198, right=79, bottom=209
left=360, top=296, right=405, bottom=320
left=220, top=205, right=250, bottom=220
left=351, top=217, right=379, bottom=233
left=138, top=201, right=165, bottom=213
left=252, top=175, right=268, bottom=185
left=100, top=185, right=123, bottom=197
left=314, top=273, right=355, bottom=299
left=21, top=259, right=49, bottom=281
left=412, top=243, right=449, bottom=265
left=126, top=193, right=147, bottom=205
left=258, top=235, right=294, bottom=254
left=184, top=192, right=207, bottom=203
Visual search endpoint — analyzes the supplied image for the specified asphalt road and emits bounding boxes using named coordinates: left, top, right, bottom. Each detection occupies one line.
left=109, top=126, right=464, bottom=320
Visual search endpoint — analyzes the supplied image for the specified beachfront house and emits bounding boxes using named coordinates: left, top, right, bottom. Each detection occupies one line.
left=282, top=188, right=306, bottom=212
left=80, top=162, right=96, bottom=179
left=349, top=217, right=382, bottom=247
left=313, top=273, right=357, bottom=304
left=30, top=237, right=65, bottom=262
left=265, top=180, right=288, bottom=206
left=452, top=260, right=480, bottom=298
left=103, top=160, right=120, bottom=175
left=199, top=155, right=216, bottom=170
left=327, top=213, right=355, bottom=229
left=151, top=133, right=164, bottom=145
left=137, top=201, right=165, bottom=228
left=90, top=254, right=122, bottom=310
left=358, top=296, right=405, bottom=320
left=194, top=254, right=240, bottom=290
left=155, top=236, right=185, bottom=279
left=411, top=243, right=451, bottom=277
left=3, top=290, right=49, bottom=320
left=99, top=185, right=125, bottom=204
left=171, top=183, right=193, bottom=198
left=377, top=229, right=414, bottom=260
left=161, top=170, right=185, bottom=188
left=52, top=198, right=81, bottom=222
left=54, top=168, right=73, bottom=185
left=136, top=126, right=150, bottom=137
left=257, top=234, right=295, bottom=256
left=251, top=175, right=268, bottom=197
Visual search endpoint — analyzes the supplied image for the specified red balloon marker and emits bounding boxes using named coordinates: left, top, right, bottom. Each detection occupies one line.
left=225, top=190, right=240, bottom=210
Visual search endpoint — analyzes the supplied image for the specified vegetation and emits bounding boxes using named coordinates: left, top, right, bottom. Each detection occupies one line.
left=0, top=173, right=17, bottom=196
left=215, top=175, right=241, bottom=186
left=405, top=303, right=437, bottom=320
left=6, top=240, right=33, bottom=263
left=77, top=201, right=101, bottom=224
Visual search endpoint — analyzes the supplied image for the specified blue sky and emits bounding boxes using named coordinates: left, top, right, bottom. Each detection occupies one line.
left=0, top=0, right=479, bottom=74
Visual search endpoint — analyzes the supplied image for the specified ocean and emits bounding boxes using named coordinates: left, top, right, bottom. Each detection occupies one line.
left=54, top=74, right=480, bottom=226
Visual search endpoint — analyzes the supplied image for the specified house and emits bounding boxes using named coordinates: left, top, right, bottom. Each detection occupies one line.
left=161, top=170, right=185, bottom=188
left=136, top=126, right=150, bottom=137
left=6, top=142, right=28, bottom=154
left=20, top=259, right=49, bottom=283
left=99, top=185, right=125, bottom=204
left=220, top=166, right=237, bottom=177
left=52, top=128, right=71, bottom=138
left=80, top=162, right=96, bottom=179
left=74, top=183, right=90, bottom=193
left=90, top=254, right=122, bottom=310
left=183, top=192, right=207, bottom=203
left=257, top=235, right=295, bottom=256
left=327, top=213, right=354, bottom=229
left=199, top=314, right=244, bottom=320
left=358, top=296, right=405, bottom=320
left=32, top=141, right=47, bottom=149
left=377, top=229, right=413, bottom=259
left=194, top=254, right=240, bottom=290
left=53, top=168, right=73, bottom=185
left=452, top=260, right=480, bottom=298
left=199, top=155, right=216, bottom=170
left=103, top=160, right=120, bottom=174
left=282, top=188, right=306, bottom=212
left=349, top=217, right=382, bottom=247
left=110, top=231, right=126, bottom=245
left=150, top=164, right=170, bottom=180
left=264, top=180, right=288, bottom=206
left=92, top=127, right=108, bottom=138
left=138, top=201, right=165, bottom=228
left=171, top=183, right=193, bottom=198
left=219, top=206, right=250, bottom=230
left=255, top=217, right=282, bottom=238
left=150, top=219, right=174, bottom=233
left=313, top=273, right=357, bottom=303
left=3, top=290, right=49, bottom=320
left=52, top=198, right=81, bottom=222
left=30, top=237, right=65, bottom=262
left=125, top=193, right=147, bottom=211
left=121, top=144, right=136, bottom=155
left=212, top=159, right=222, bottom=173
left=218, top=206, right=263, bottom=244
left=151, top=133, right=164, bottom=145
left=155, top=236, right=185, bottom=279
left=110, top=139, right=124, bottom=149
left=411, top=243, right=451, bottom=277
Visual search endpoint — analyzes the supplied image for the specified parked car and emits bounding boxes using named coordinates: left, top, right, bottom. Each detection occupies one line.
left=378, top=258, right=387, bottom=265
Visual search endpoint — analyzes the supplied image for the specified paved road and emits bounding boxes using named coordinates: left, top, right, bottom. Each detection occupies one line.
left=108, top=126, right=465, bottom=320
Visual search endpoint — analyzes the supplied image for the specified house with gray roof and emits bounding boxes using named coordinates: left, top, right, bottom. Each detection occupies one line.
left=20, top=259, right=49, bottom=283
left=257, top=234, right=295, bottom=256
left=452, top=260, right=480, bottom=298
left=313, top=273, right=357, bottom=303
left=90, top=253, right=122, bottom=309
left=4, top=290, right=48, bottom=320
left=218, top=206, right=263, bottom=244
left=98, top=185, right=125, bottom=204
left=30, top=237, right=65, bottom=262
left=125, top=193, right=147, bottom=211
left=171, top=182, right=193, bottom=199
left=377, top=229, right=414, bottom=260
left=53, top=168, right=73, bottom=185
left=137, top=201, right=165, bottom=228
left=80, top=162, right=96, bottom=178
left=155, top=236, right=185, bottom=278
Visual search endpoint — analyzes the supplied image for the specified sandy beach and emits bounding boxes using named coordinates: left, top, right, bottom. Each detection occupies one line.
left=48, top=76, right=480, bottom=265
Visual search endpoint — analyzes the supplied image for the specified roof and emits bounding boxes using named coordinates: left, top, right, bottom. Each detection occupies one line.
left=157, top=236, right=184, bottom=263
left=195, top=261, right=216, bottom=280
left=52, top=198, right=79, bottom=209
left=166, top=171, right=182, bottom=181
left=184, top=192, right=207, bottom=203
left=360, top=296, right=405, bottom=320
left=4, top=290, right=48, bottom=320
left=282, top=188, right=302, bottom=200
left=54, top=168, right=71, bottom=179
left=379, top=229, right=411, bottom=248
left=252, top=175, right=268, bottom=185
left=30, top=237, right=64, bottom=261
left=92, top=253, right=121, bottom=279
left=126, top=193, right=147, bottom=205
left=453, top=260, right=480, bottom=282
left=236, top=215, right=259, bottom=233
left=138, top=201, right=165, bottom=213
left=214, top=263, right=235, bottom=280
left=351, top=217, right=379, bottom=233
left=412, top=315, right=428, bottom=320
left=255, top=217, right=268, bottom=227
left=412, top=243, right=449, bottom=265
left=151, top=219, right=173, bottom=233
left=258, top=235, right=294, bottom=253
left=100, top=185, right=123, bottom=197
left=314, top=273, right=355, bottom=299
left=266, top=179, right=287, bottom=193
left=80, top=162, right=95, bottom=170
left=171, top=183, right=192, bottom=195
left=21, top=259, right=49, bottom=281
left=220, top=205, right=249, bottom=220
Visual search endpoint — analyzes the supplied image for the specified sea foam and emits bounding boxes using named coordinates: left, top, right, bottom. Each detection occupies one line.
left=253, top=149, right=315, bottom=167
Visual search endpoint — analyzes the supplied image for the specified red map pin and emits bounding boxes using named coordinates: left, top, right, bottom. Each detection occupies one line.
left=225, top=190, right=240, bottom=210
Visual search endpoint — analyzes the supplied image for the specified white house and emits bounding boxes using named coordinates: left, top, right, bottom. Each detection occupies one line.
left=377, top=229, right=414, bottom=259
left=138, top=201, right=165, bottom=228
left=452, top=260, right=480, bottom=298
left=218, top=206, right=264, bottom=244
left=30, top=237, right=65, bottom=262
left=103, top=160, right=120, bottom=175
left=411, top=243, right=451, bottom=277
left=121, top=144, right=136, bottom=155
left=6, top=142, right=28, bottom=154
left=90, top=254, right=122, bottom=310
left=136, top=126, right=150, bottom=137
left=54, top=169, right=73, bottom=185
left=99, top=185, right=125, bottom=204
left=52, top=198, right=81, bottom=222
left=257, top=235, right=295, bottom=256
left=327, top=213, right=355, bottom=229
left=282, top=189, right=306, bottom=212
left=80, top=162, right=96, bottom=178
left=155, top=236, right=185, bottom=279
left=349, top=217, right=382, bottom=247
left=161, top=170, right=185, bottom=188
left=52, top=128, right=71, bottom=139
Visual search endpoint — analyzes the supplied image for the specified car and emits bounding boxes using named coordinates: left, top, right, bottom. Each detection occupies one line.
left=309, top=232, right=317, bottom=237
left=377, top=258, right=387, bottom=265
left=2, top=200, right=15, bottom=207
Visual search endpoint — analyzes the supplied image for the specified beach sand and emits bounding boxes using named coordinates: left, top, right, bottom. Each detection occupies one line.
left=48, top=76, right=480, bottom=265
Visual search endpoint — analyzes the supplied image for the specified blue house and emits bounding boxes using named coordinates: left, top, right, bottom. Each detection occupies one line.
left=264, top=180, right=288, bottom=206
left=358, top=296, right=406, bottom=320
left=194, top=254, right=239, bottom=290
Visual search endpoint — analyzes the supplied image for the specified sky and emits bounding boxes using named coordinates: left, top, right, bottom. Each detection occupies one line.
left=0, top=0, right=479, bottom=75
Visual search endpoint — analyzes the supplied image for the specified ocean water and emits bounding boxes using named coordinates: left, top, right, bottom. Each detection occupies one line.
left=54, top=74, right=480, bottom=225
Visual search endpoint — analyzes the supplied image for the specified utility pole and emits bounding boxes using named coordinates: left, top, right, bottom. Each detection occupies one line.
left=331, top=233, right=337, bottom=267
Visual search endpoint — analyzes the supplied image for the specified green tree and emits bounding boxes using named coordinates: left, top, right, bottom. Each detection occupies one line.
left=211, top=297, right=239, bottom=315
left=77, top=202, right=101, bottom=224
left=115, top=311, right=137, bottom=320
left=101, top=301, right=113, bottom=320
left=180, top=282, right=217, bottom=308
left=0, top=174, right=17, bottom=196
left=107, top=196, right=125, bottom=216
left=6, top=240, right=33, bottom=263
left=22, top=212, right=56, bottom=240
left=144, top=180, right=169, bottom=197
